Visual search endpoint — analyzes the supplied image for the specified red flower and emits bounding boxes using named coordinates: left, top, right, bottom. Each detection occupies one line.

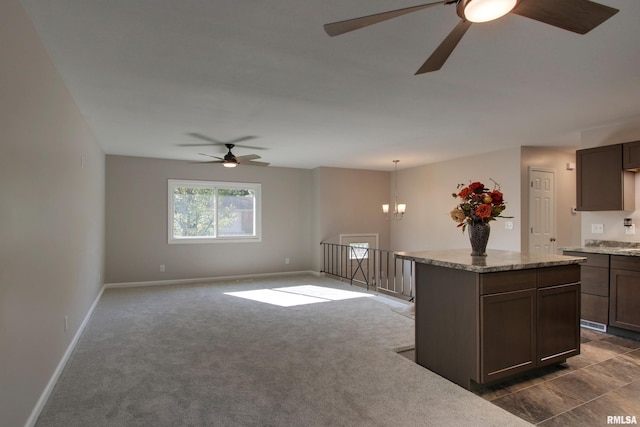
left=490, top=190, right=503, bottom=205
left=458, top=187, right=472, bottom=199
left=469, top=182, right=484, bottom=193
left=475, top=204, right=492, bottom=218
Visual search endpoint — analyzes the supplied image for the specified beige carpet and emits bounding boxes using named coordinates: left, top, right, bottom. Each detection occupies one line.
left=36, top=275, right=532, bottom=426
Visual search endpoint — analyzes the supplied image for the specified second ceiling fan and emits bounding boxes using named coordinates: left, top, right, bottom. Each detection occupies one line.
left=180, top=133, right=269, bottom=167
left=324, top=0, right=619, bottom=74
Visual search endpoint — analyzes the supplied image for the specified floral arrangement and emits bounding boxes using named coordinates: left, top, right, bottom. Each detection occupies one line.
left=450, top=180, right=508, bottom=232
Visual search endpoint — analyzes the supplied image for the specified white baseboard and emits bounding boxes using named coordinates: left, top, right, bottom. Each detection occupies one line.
left=105, top=270, right=323, bottom=289
left=25, top=285, right=106, bottom=427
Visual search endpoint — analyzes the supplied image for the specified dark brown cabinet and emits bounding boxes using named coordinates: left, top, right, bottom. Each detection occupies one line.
left=623, top=140, right=640, bottom=170
left=415, top=263, right=580, bottom=389
left=481, top=288, right=536, bottom=383
left=563, top=251, right=609, bottom=325
left=610, top=255, right=640, bottom=332
left=576, top=144, right=635, bottom=211
left=537, top=283, right=581, bottom=366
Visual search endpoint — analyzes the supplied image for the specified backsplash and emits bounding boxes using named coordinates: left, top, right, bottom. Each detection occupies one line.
left=581, top=210, right=640, bottom=244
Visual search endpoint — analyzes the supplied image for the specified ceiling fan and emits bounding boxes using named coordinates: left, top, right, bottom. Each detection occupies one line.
left=324, top=0, right=619, bottom=74
left=180, top=133, right=269, bottom=167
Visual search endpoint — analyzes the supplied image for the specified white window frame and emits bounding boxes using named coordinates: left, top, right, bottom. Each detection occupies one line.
left=168, top=179, right=261, bottom=244
left=339, top=234, right=379, bottom=260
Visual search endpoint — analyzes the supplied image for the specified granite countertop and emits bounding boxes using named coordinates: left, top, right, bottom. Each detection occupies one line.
left=561, top=239, right=640, bottom=257
left=395, top=249, right=585, bottom=273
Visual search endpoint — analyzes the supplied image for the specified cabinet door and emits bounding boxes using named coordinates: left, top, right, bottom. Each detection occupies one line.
left=581, top=293, right=609, bottom=324
left=576, top=144, right=633, bottom=211
left=481, top=289, right=536, bottom=383
left=610, top=269, right=640, bottom=332
left=537, top=283, right=580, bottom=366
left=623, top=140, right=640, bottom=170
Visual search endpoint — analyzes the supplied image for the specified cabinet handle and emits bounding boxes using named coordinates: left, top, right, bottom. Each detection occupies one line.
left=550, top=237, right=557, bottom=242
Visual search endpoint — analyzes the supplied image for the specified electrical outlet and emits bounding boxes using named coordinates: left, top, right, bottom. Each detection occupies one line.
left=64, top=315, right=69, bottom=332
left=160, top=264, right=165, bottom=272
left=285, top=258, right=290, bottom=265
left=591, top=224, right=604, bottom=234
left=626, top=224, right=636, bottom=235
left=504, top=221, right=514, bottom=230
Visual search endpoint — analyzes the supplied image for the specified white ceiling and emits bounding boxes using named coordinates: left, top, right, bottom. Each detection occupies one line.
left=20, top=0, right=640, bottom=170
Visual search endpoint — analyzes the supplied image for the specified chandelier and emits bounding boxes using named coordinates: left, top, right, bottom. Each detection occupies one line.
left=382, top=160, right=406, bottom=221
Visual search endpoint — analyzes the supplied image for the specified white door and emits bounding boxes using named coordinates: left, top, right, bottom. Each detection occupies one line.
left=339, top=234, right=378, bottom=285
left=529, top=168, right=556, bottom=254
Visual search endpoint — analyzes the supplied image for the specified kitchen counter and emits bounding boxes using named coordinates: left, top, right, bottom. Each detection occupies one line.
left=561, top=246, right=640, bottom=256
left=396, top=249, right=585, bottom=273
left=562, top=239, right=640, bottom=256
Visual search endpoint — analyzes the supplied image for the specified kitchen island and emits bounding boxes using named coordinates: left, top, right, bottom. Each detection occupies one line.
left=396, top=249, right=585, bottom=390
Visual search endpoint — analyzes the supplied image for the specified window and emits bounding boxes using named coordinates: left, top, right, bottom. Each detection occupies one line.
left=349, top=242, right=369, bottom=260
left=168, top=179, right=261, bottom=244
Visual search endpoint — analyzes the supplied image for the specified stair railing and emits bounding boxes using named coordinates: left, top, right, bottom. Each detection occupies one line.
left=320, top=242, right=414, bottom=300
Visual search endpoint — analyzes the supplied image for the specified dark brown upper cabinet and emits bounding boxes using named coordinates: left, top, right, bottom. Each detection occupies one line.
left=623, top=140, right=640, bottom=170
left=576, top=144, right=635, bottom=211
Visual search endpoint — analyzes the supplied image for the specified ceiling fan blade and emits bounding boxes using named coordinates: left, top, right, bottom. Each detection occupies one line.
left=198, top=153, right=224, bottom=160
left=227, top=136, right=257, bottom=144
left=178, top=143, right=220, bottom=147
left=190, top=160, right=223, bottom=164
left=236, top=154, right=261, bottom=162
left=415, top=20, right=472, bottom=74
left=243, top=160, right=270, bottom=167
left=187, top=132, right=221, bottom=144
left=233, top=143, right=267, bottom=150
left=511, top=0, right=618, bottom=34
left=324, top=1, right=446, bottom=36
left=185, top=133, right=264, bottom=149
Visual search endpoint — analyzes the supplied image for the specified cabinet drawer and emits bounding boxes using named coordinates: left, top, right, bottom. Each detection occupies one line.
left=581, top=294, right=608, bottom=324
left=480, top=269, right=537, bottom=295
left=611, top=255, right=640, bottom=271
left=581, top=265, right=609, bottom=296
left=537, top=264, right=580, bottom=288
left=564, top=251, right=608, bottom=268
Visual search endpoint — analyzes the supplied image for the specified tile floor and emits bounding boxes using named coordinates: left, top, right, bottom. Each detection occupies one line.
left=400, top=329, right=640, bottom=426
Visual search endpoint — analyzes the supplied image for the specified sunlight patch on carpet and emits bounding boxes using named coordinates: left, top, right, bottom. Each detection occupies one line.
left=225, top=285, right=374, bottom=307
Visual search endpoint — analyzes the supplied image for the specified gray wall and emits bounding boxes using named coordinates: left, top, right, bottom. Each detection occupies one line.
left=106, top=159, right=392, bottom=283
left=311, top=167, right=391, bottom=271
left=106, top=156, right=314, bottom=283
left=520, top=146, right=581, bottom=251
left=0, top=1, right=105, bottom=426
left=392, top=148, right=522, bottom=252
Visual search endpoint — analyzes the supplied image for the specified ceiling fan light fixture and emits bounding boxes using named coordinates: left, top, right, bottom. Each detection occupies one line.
left=223, top=160, right=238, bottom=168
left=458, top=0, right=517, bottom=23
